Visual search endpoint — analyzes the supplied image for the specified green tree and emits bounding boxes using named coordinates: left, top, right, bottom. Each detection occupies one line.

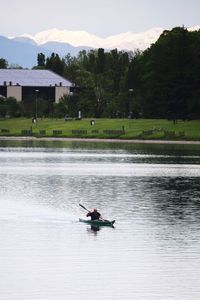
left=0, top=97, right=7, bottom=117
left=53, top=97, right=69, bottom=118
left=96, top=48, right=106, bottom=74
left=46, top=53, right=65, bottom=75
left=37, top=53, right=46, bottom=67
left=132, top=26, right=200, bottom=118
left=6, top=97, right=21, bottom=117
left=0, top=58, right=8, bottom=69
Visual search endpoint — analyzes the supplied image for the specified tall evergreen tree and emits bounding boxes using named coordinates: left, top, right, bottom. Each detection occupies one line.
left=37, top=53, right=46, bottom=67
left=0, top=58, right=8, bottom=68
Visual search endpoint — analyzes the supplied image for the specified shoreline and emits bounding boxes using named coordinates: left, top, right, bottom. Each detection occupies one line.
left=0, top=136, right=200, bottom=145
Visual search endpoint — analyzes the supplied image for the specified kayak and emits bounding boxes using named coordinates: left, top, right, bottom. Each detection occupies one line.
left=79, top=218, right=115, bottom=227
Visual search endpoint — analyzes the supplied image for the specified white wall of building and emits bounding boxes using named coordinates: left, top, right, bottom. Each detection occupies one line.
left=55, top=86, right=70, bottom=103
left=7, top=86, right=22, bottom=102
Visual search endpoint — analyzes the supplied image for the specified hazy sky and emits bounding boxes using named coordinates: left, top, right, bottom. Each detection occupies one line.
left=1, top=0, right=200, bottom=37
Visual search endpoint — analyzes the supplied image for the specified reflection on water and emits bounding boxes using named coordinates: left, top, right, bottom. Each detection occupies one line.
left=88, top=225, right=101, bottom=234
left=0, top=141, right=200, bottom=300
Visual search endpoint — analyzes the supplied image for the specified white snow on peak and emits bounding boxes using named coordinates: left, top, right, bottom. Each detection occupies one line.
left=188, top=25, right=200, bottom=32
left=17, top=26, right=200, bottom=51
left=33, top=28, right=103, bottom=47
left=21, top=27, right=164, bottom=50
left=103, top=28, right=164, bottom=50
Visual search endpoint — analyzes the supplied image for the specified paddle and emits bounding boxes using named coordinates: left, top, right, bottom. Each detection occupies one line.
left=79, top=203, right=90, bottom=213
left=79, top=203, right=109, bottom=222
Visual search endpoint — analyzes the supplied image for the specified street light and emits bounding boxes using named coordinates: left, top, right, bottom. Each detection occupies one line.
left=128, top=88, right=133, bottom=128
left=35, top=89, right=39, bottom=122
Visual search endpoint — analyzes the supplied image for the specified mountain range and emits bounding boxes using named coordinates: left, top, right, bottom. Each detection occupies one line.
left=0, top=26, right=199, bottom=68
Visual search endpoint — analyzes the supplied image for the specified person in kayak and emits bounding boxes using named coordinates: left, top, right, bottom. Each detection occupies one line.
left=86, top=208, right=102, bottom=220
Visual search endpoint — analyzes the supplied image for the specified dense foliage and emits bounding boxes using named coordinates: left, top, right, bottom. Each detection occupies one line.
left=0, top=58, right=8, bottom=69
left=0, top=97, right=21, bottom=118
left=35, top=49, right=133, bottom=118
left=36, top=27, right=200, bottom=119
left=132, top=27, right=200, bottom=119
left=1, top=27, right=200, bottom=119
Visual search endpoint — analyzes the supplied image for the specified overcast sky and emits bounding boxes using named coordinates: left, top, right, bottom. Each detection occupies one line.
left=1, top=0, right=200, bottom=37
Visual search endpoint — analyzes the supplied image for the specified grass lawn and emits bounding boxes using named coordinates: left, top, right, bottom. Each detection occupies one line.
left=0, top=118, right=199, bottom=141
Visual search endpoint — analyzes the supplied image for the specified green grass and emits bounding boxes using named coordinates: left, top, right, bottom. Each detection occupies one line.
left=0, top=118, right=199, bottom=141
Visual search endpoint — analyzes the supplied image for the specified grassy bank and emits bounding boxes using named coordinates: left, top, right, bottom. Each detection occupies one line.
left=0, top=118, right=199, bottom=141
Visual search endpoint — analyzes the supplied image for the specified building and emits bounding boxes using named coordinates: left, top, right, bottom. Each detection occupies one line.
left=0, top=69, right=73, bottom=103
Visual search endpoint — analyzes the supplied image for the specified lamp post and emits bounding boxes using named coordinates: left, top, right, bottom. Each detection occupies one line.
left=128, top=88, right=133, bottom=128
left=35, top=89, right=39, bottom=122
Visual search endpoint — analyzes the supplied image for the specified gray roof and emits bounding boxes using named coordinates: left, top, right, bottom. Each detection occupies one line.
left=0, top=69, right=73, bottom=87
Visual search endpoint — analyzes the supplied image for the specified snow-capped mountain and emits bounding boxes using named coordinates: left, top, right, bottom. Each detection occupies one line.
left=34, top=29, right=101, bottom=48
left=20, top=26, right=200, bottom=51
left=188, top=25, right=200, bottom=32
left=20, top=27, right=164, bottom=51
left=1, top=26, right=199, bottom=68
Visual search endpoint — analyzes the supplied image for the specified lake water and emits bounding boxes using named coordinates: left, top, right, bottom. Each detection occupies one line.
left=0, top=140, right=200, bottom=300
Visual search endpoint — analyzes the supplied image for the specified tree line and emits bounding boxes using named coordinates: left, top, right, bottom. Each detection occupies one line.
left=1, top=26, right=200, bottom=119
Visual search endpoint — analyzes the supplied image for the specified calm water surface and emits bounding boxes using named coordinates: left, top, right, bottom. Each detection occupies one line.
left=0, top=140, right=200, bottom=300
